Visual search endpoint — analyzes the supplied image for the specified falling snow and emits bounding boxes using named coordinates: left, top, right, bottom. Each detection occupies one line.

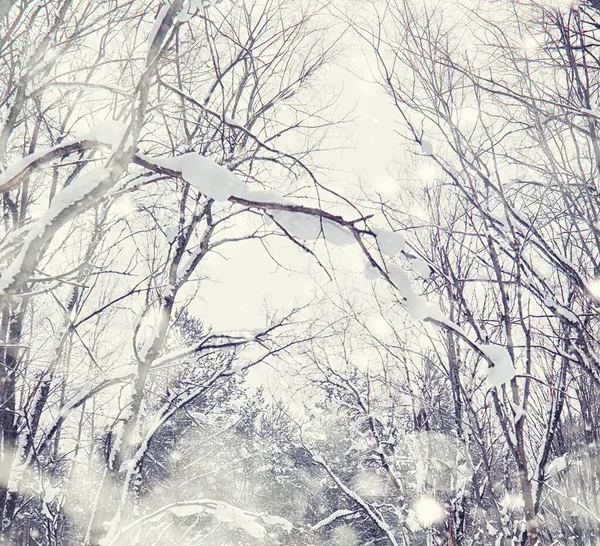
left=1, top=1, right=597, bottom=545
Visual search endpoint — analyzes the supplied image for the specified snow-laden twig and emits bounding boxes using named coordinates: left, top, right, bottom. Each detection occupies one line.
left=103, top=498, right=291, bottom=546
left=0, top=139, right=518, bottom=383
left=0, top=168, right=114, bottom=294
left=312, top=509, right=358, bottom=531
left=310, top=450, right=400, bottom=546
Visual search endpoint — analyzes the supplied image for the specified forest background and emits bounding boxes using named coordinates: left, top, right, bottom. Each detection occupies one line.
left=0, top=0, right=598, bottom=545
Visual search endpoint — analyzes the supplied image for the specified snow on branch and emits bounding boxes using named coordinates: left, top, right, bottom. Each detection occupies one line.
left=126, top=367, right=232, bottom=463
left=134, top=152, right=369, bottom=239
left=145, top=0, right=185, bottom=67
left=152, top=324, right=283, bottom=369
left=103, top=499, right=292, bottom=545
left=310, top=451, right=400, bottom=546
left=0, top=141, right=518, bottom=388
left=312, top=509, right=358, bottom=531
left=135, top=152, right=520, bottom=387
left=0, top=168, right=114, bottom=295
left=0, top=139, right=105, bottom=193
left=37, top=365, right=136, bottom=459
left=479, top=344, right=516, bottom=387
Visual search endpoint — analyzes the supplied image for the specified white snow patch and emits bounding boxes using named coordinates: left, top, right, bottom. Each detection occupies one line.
left=388, top=264, right=444, bottom=321
left=555, top=306, right=578, bottom=323
left=374, top=229, right=405, bottom=256
left=510, top=401, right=524, bottom=423
left=0, top=148, right=47, bottom=188
left=269, top=210, right=321, bottom=240
left=479, top=344, right=515, bottom=387
left=260, top=514, right=293, bottom=531
left=547, top=455, right=568, bottom=476
left=175, top=152, right=246, bottom=202
left=490, top=212, right=510, bottom=231
left=170, top=504, right=203, bottom=518
left=222, top=114, right=243, bottom=127
left=42, top=483, right=57, bottom=504
left=164, top=226, right=178, bottom=243
left=312, top=454, right=326, bottom=465
left=45, top=169, right=111, bottom=224
left=215, top=503, right=241, bottom=523
left=312, top=510, right=354, bottom=531
left=215, top=504, right=266, bottom=538
left=176, top=5, right=193, bottom=22
left=322, top=220, right=354, bottom=246
left=364, top=262, right=381, bottom=280
left=543, top=297, right=578, bottom=323
left=169, top=502, right=266, bottom=539
left=410, top=258, right=431, bottom=278
left=138, top=310, right=165, bottom=361
left=486, top=522, right=498, bottom=536
left=134, top=153, right=181, bottom=171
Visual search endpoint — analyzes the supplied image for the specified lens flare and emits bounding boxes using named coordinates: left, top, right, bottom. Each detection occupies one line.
left=414, top=496, right=445, bottom=527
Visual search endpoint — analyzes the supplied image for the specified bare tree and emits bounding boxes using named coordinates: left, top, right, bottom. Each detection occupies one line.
left=0, top=0, right=369, bottom=544
left=335, top=0, right=600, bottom=544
